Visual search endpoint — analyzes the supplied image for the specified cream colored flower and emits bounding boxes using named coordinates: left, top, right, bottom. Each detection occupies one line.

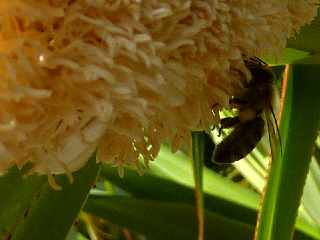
left=0, top=1, right=318, bottom=180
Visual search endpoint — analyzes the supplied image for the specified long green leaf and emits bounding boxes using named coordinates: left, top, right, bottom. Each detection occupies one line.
left=191, top=131, right=205, bottom=240
left=149, top=145, right=259, bottom=210
left=265, top=48, right=310, bottom=65
left=100, top=165, right=258, bottom=224
left=84, top=195, right=253, bottom=240
left=302, top=159, right=320, bottom=226
left=0, top=156, right=99, bottom=240
left=100, top=165, right=320, bottom=239
left=255, top=64, right=320, bottom=239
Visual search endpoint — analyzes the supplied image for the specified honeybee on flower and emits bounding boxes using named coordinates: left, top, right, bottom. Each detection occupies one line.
left=0, top=0, right=318, bottom=187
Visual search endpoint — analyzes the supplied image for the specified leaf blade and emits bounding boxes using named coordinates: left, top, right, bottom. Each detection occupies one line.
left=0, top=156, right=100, bottom=240
left=255, top=64, right=320, bottom=240
left=84, top=195, right=254, bottom=240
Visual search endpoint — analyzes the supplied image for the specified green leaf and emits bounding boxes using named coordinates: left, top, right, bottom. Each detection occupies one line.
left=265, top=48, right=310, bottom=65
left=100, top=165, right=320, bottom=239
left=0, top=156, right=100, bottom=240
left=191, top=131, right=206, bottom=240
left=0, top=168, right=45, bottom=238
left=84, top=195, right=254, bottom=240
left=100, top=165, right=258, bottom=225
left=149, top=145, right=259, bottom=210
left=302, top=159, right=320, bottom=226
left=66, top=227, right=89, bottom=240
left=255, top=65, right=320, bottom=240
left=288, top=11, right=320, bottom=53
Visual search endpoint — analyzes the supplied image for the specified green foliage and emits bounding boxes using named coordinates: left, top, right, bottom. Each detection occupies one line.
left=0, top=157, right=99, bottom=240
left=288, top=11, right=320, bottom=53
left=97, top=161, right=320, bottom=240
left=99, top=164, right=258, bottom=225
left=85, top=195, right=253, bottom=240
left=191, top=132, right=205, bottom=239
left=255, top=65, right=320, bottom=240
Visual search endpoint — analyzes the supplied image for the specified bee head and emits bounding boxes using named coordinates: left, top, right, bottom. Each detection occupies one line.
left=249, top=65, right=274, bottom=86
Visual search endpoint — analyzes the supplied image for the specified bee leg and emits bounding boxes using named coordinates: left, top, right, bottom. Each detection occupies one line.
left=218, top=117, right=240, bottom=136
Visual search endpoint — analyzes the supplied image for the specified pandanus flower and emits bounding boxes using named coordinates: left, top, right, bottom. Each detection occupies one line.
left=0, top=1, right=318, bottom=185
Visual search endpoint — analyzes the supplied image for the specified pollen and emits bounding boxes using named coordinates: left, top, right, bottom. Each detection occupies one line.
left=0, top=0, right=318, bottom=176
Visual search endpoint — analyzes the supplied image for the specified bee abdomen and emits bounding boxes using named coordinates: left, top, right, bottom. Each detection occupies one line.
left=212, top=117, right=265, bottom=164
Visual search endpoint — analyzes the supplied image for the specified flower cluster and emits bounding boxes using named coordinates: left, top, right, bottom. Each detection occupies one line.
left=0, top=0, right=318, bottom=177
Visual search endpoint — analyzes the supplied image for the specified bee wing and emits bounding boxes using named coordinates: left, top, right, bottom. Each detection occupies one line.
left=264, top=106, right=282, bottom=161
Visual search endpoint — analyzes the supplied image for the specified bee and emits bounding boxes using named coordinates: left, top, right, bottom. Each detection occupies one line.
left=212, top=57, right=281, bottom=164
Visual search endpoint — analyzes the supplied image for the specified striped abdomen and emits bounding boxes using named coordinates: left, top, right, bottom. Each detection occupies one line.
left=212, top=117, right=265, bottom=164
